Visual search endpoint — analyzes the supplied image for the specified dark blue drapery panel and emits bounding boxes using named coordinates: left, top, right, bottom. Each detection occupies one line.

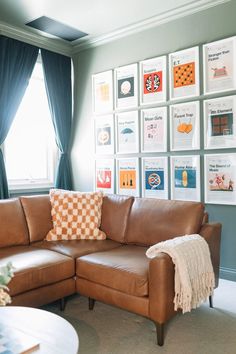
left=41, top=49, right=73, bottom=190
left=0, top=36, right=39, bottom=199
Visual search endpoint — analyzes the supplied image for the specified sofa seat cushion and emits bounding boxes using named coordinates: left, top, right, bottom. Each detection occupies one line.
left=0, top=246, right=74, bottom=296
left=76, top=245, right=149, bottom=297
left=32, top=239, right=122, bottom=258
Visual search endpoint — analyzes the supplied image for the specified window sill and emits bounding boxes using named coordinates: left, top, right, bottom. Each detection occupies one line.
left=9, top=184, right=54, bottom=196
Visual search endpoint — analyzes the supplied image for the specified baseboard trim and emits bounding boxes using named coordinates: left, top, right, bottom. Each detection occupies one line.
left=220, top=267, right=236, bottom=282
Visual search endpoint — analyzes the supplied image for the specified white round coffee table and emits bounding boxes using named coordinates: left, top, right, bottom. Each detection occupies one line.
left=0, top=306, right=79, bottom=354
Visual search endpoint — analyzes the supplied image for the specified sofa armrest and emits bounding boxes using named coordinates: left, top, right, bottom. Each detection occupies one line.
left=148, top=253, right=175, bottom=323
left=199, top=223, right=222, bottom=288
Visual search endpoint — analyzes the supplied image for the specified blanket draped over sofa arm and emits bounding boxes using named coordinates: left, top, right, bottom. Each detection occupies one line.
left=146, top=234, right=215, bottom=314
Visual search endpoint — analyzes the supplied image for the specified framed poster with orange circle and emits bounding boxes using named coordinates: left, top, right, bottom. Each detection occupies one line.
left=94, top=114, right=114, bottom=155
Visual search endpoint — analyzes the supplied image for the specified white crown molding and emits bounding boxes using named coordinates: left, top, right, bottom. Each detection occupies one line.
left=0, top=21, right=72, bottom=56
left=72, top=0, right=231, bottom=54
left=0, top=0, right=231, bottom=56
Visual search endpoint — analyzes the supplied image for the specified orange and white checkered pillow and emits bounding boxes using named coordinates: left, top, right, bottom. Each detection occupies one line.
left=45, top=189, right=106, bottom=241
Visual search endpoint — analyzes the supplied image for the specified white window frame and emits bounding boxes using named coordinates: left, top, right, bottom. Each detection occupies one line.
left=3, top=53, right=58, bottom=192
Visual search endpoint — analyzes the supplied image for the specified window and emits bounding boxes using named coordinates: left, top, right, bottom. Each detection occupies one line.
left=4, top=54, right=57, bottom=191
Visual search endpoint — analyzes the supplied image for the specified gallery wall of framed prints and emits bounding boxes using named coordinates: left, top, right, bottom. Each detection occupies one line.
left=92, top=35, right=236, bottom=204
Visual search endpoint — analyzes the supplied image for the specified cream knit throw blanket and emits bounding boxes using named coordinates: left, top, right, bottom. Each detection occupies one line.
left=146, top=234, right=215, bottom=314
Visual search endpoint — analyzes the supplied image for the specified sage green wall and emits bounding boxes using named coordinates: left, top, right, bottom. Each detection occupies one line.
left=71, top=0, right=236, bottom=280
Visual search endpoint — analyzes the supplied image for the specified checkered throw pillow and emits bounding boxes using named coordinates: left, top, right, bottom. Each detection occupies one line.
left=45, top=189, right=106, bottom=241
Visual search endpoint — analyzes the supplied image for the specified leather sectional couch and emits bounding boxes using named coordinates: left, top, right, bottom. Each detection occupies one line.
left=0, top=194, right=221, bottom=346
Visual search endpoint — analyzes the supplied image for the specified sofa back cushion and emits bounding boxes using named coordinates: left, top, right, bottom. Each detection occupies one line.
left=125, top=198, right=205, bottom=246
left=100, top=194, right=134, bottom=243
left=0, top=198, right=29, bottom=248
left=20, top=195, right=53, bottom=243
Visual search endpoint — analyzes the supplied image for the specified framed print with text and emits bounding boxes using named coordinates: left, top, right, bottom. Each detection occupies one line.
left=141, top=107, right=167, bottom=153
left=114, top=63, right=138, bottom=110
left=203, top=36, right=236, bottom=95
left=139, top=56, right=166, bottom=105
left=92, top=70, right=113, bottom=114
left=204, top=153, right=236, bottom=205
left=171, top=155, right=200, bottom=202
left=169, top=46, right=199, bottom=100
left=116, top=158, right=139, bottom=197
left=116, top=111, right=139, bottom=154
left=142, top=157, right=168, bottom=199
left=170, top=101, right=200, bottom=151
left=95, top=159, right=115, bottom=194
left=94, top=115, right=114, bottom=155
left=204, top=95, right=236, bottom=149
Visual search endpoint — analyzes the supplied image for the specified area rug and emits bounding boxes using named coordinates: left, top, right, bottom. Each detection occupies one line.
left=42, top=279, right=236, bottom=354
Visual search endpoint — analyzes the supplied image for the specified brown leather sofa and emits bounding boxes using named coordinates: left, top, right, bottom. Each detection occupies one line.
left=0, top=194, right=221, bottom=346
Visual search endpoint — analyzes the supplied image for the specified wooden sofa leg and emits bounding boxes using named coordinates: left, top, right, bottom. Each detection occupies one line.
left=209, top=295, right=213, bottom=308
left=155, top=322, right=164, bottom=346
left=89, top=297, right=95, bottom=310
left=60, top=297, right=66, bottom=311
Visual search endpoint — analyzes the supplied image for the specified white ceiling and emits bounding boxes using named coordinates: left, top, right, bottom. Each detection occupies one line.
left=0, top=0, right=230, bottom=53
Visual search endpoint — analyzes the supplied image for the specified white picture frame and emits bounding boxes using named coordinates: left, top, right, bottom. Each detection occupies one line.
left=204, top=153, right=236, bottom=205
left=204, top=95, right=236, bottom=149
left=94, top=115, right=114, bottom=155
left=170, top=101, right=200, bottom=151
left=116, top=111, right=139, bottom=154
left=141, top=107, right=167, bottom=153
left=203, top=36, right=236, bottom=95
left=116, top=157, right=140, bottom=197
left=142, top=157, right=168, bottom=199
left=171, top=155, right=201, bottom=202
left=139, top=56, right=167, bottom=105
left=95, top=159, right=115, bottom=194
left=92, top=70, right=113, bottom=114
left=114, top=63, right=138, bottom=110
left=169, top=46, right=200, bottom=100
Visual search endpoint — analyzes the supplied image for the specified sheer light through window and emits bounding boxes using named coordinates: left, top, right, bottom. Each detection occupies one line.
left=4, top=56, right=57, bottom=190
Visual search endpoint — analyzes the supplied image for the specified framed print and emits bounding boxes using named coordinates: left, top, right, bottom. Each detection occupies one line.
left=116, top=158, right=139, bottom=197
left=204, top=95, right=236, bottom=149
left=94, top=115, right=114, bottom=155
left=169, top=46, right=199, bottom=100
left=171, top=155, right=200, bottom=202
left=141, top=107, right=167, bottom=153
left=203, top=36, right=236, bottom=94
left=114, top=63, right=138, bottom=110
left=204, top=153, right=236, bottom=205
left=139, top=56, right=166, bottom=105
left=95, top=159, right=115, bottom=194
left=92, top=70, right=113, bottom=114
left=116, top=111, right=139, bottom=154
left=142, top=157, right=168, bottom=199
left=170, top=101, right=200, bottom=151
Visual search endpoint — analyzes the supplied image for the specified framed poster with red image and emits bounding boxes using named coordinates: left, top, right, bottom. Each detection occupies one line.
left=139, top=56, right=166, bottom=105
left=95, top=159, right=115, bottom=194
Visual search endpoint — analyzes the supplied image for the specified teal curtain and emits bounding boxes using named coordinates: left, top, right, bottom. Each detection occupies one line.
left=0, top=36, right=39, bottom=199
left=41, top=49, right=73, bottom=190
